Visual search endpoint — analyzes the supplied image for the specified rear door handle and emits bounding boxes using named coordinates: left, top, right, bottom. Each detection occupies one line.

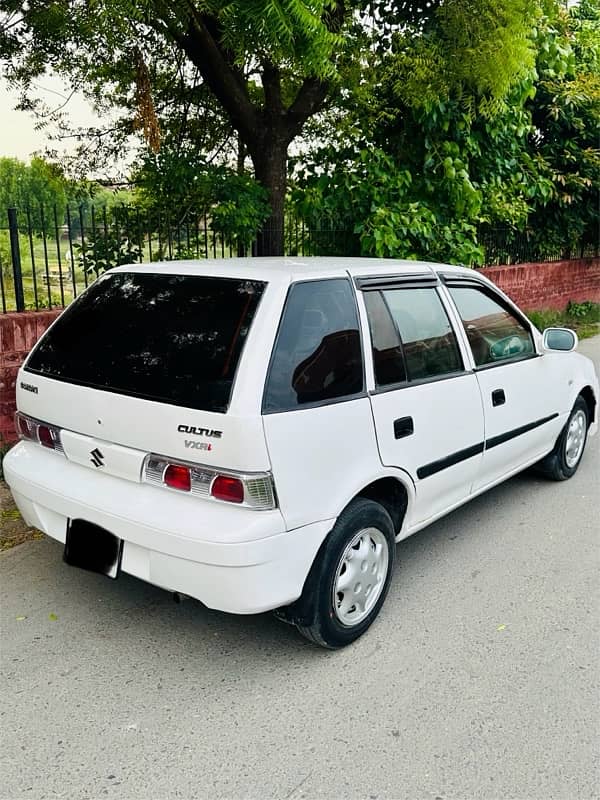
left=492, top=389, right=506, bottom=407
left=394, top=416, right=414, bottom=439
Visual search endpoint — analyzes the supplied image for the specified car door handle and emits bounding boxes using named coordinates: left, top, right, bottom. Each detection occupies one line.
left=492, top=389, right=506, bottom=407
left=394, top=416, right=414, bottom=439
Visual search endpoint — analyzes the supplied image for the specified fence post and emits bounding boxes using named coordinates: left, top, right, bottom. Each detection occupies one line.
left=8, top=207, right=25, bottom=312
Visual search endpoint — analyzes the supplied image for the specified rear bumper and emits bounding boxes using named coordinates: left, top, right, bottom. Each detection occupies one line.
left=3, top=443, right=332, bottom=614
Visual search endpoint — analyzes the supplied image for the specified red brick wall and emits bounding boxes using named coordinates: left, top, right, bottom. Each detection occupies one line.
left=0, top=310, right=62, bottom=445
left=479, top=257, right=600, bottom=311
left=0, top=257, right=598, bottom=446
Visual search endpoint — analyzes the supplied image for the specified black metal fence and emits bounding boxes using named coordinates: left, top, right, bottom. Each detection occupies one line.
left=1, top=204, right=598, bottom=313
left=478, top=226, right=599, bottom=267
left=0, top=204, right=347, bottom=312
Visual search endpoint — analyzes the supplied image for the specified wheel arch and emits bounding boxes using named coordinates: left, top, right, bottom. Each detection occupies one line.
left=354, top=477, right=409, bottom=537
left=335, top=469, right=415, bottom=538
left=579, top=385, right=596, bottom=426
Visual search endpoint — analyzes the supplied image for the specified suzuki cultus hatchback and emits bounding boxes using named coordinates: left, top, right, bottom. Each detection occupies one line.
left=4, top=258, right=598, bottom=647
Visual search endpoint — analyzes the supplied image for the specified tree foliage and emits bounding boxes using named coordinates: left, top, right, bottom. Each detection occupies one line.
left=293, top=0, right=599, bottom=264
left=525, top=0, right=600, bottom=253
left=0, top=156, right=68, bottom=231
left=1, top=0, right=545, bottom=255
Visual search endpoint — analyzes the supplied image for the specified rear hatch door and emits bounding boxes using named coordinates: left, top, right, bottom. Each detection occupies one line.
left=18, top=269, right=272, bottom=478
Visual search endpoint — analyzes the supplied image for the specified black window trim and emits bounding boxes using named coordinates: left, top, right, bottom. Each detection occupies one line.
left=261, top=277, right=367, bottom=415
left=369, top=368, right=474, bottom=396
left=472, top=352, right=542, bottom=372
left=364, top=284, right=468, bottom=390
left=364, top=288, right=410, bottom=389
left=355, top=273, right=438, bottom=291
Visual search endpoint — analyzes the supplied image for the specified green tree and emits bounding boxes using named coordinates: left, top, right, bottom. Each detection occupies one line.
left=294, top=1, right=598, bottom=264
left=1, top=0, right=541, bottom=255
left=525, top=0, right=600, bottom=254
left=0, top=156, right=68, bottom=231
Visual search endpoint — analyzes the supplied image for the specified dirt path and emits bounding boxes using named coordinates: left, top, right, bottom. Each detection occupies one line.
left=0, top=479, right=43, bottom=550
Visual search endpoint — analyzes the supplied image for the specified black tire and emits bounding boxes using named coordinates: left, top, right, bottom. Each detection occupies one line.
left=536, top=396, right=589, bottom=481
left=292, top=498, right=395, bottom=649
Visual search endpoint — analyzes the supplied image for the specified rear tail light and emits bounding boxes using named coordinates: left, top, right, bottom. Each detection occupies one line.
left=38, top=425, right=56, bottom=449
left=211, top=475, right=244, bottom=504
left=164, top=464, right=192, bottom=492
left=143, top=455, right=276, bottom=510
left=17, top=413, right=35, bottom=440
left=15, top=412, right=64, bottom=454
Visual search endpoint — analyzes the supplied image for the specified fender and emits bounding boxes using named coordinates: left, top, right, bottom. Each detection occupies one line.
left=329, top=465, right=417, bottom=540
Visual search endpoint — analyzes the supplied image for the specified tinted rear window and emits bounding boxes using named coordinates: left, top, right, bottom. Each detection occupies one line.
left=25, top=272, right=265, bottom=412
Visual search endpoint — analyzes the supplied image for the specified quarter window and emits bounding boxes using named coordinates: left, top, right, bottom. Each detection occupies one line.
left=365, top=287, right=463, bottom=385
left=448, top=286, right=534, bottom=367
left=263, top=279, right=363, bottom=412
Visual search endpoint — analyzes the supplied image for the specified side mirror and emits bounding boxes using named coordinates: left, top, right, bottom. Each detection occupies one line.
left=543, top=327, right=578, bottom=352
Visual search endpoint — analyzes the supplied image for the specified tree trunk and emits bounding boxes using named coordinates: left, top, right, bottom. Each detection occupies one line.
left=250, top=138, right=288, bottom=257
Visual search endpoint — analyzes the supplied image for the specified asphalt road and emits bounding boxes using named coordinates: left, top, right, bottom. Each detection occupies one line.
left=1, top=337, right=599, bottom=800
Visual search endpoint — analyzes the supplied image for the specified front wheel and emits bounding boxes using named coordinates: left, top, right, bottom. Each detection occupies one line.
left=293, top=498, right=396, bottom=649
left=536, top=396, right=589, bottom=481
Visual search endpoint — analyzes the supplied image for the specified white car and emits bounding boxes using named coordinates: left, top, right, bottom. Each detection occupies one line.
left=4, top=258, right=598, bottom=648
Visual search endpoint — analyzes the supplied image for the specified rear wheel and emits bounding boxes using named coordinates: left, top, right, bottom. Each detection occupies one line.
left=293, top=498, right=395, bottom=649
left=536, top=396, right=589, bottom=481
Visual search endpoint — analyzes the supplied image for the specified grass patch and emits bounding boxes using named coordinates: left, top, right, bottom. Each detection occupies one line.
left=527, top=301, right=600, bottom=340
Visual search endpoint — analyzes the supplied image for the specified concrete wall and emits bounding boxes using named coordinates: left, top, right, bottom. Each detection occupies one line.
left=1, top=258, right=599, bottom=446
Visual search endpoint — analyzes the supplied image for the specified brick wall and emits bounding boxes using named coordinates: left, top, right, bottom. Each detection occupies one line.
left=0, top=257, right=598, bottom=446
left=479, top=257, right=600, bottom=311
left=0, top=310, right=62, bottom=445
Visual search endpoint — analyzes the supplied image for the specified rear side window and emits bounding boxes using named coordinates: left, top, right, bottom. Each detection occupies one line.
left=263, top=279, right=363, bottom=412
left=364, top=287, right=463, bottom=385
left=25, top=272, right=265, bottom=413
left=384, top=288, right=463, bottom=380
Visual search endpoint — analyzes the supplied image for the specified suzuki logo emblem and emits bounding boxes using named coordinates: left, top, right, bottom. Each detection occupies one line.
left=90, top=448, right=104, bottom=468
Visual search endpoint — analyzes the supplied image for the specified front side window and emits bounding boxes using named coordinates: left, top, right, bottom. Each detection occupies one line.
left=448, top=286, right=534, bottom=367
left=25, top=272, right=265, bottom=412
left=263, top=279, right=363, bottom=412
left=365, top=287, right=463, bottom=384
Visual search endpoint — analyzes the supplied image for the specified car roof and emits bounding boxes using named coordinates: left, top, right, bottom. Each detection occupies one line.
left=110, top=256, right=476, bottom=287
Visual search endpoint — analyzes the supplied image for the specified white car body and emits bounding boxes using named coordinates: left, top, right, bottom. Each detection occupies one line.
left=4, top=258, right=598, bottom=625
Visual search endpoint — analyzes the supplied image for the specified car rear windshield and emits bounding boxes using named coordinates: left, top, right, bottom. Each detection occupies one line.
left=25, top=271, right=266, bottom=412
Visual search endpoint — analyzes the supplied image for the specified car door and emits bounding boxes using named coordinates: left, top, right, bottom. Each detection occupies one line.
left=359, top=275, right=485, bottom=525
left=262, top=277, right=383, bottom=531
left=443, top=277, right=565, bottom=492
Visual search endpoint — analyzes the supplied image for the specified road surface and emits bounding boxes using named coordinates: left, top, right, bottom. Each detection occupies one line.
left=1, top=337, right=598, bottom=800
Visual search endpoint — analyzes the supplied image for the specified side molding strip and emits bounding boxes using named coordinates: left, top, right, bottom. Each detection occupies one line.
left=485, top=413, right=559, bottom=450
left=417, top=442, right=484, bottom=480
left=417, top=413, right=559, bottom=480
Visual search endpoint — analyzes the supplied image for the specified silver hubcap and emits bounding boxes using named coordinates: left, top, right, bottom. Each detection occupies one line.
left=565, top=409, right=586, bottom=468
left=332, top=528, right=389, bottom=627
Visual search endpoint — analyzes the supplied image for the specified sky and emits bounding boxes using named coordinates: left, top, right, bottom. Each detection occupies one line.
left=0, top=74, right=105, bottom=164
